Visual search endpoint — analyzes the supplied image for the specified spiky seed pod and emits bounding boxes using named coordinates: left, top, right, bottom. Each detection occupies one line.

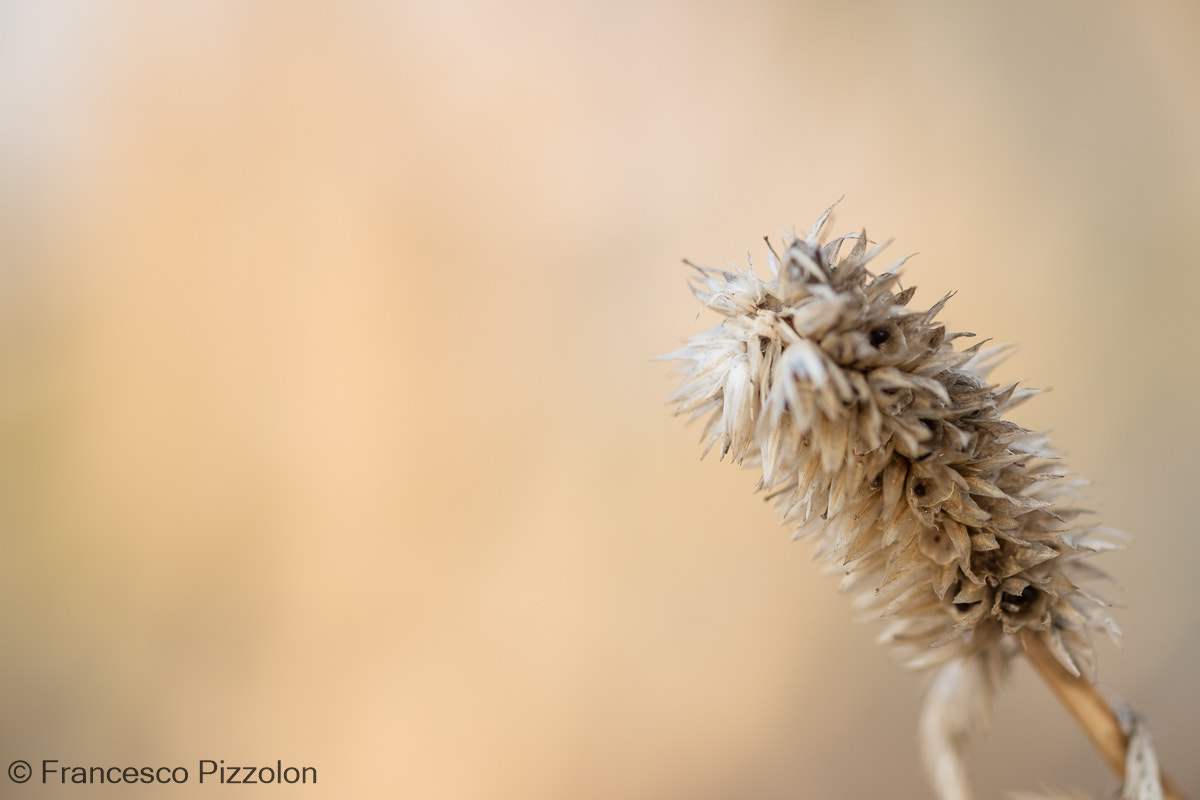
left=662, top=207, right=1122, bottom=678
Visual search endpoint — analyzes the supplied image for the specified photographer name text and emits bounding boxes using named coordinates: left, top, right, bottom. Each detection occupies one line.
left=7, top=759, right=317, bottom=786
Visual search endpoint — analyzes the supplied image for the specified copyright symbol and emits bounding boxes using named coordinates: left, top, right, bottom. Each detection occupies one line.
left=8, top=760, right=31, bottom=783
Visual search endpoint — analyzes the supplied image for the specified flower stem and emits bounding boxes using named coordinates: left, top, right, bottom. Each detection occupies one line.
left=1021, top=632, right=1187, bottom=800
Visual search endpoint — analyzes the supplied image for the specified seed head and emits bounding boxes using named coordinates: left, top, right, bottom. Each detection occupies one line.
left=663, top=207, right=1120, bottom=676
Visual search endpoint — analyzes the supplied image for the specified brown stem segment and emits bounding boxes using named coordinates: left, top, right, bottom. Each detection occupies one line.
left=1021, top=631, right=1187, bottom=800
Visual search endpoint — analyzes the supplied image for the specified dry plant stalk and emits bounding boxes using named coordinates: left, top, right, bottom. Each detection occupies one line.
left=661, top=206, right=1187, bottom=800
left=1021, top=632, right=1185, bottom=800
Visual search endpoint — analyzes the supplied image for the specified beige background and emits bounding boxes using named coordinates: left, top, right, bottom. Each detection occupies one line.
left=1, top=2, right=1197, bottom=798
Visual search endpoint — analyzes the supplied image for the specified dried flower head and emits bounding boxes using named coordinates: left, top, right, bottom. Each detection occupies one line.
left=664, top=207, right=1119, bottom=674
left=662, top=207, right=1144, bottom=798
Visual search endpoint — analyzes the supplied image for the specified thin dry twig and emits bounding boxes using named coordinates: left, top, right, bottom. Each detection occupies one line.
left=1021, top=632, right=1187, bottom=800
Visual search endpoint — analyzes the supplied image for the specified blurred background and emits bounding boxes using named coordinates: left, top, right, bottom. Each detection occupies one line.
left=0, top=1, right=1197, bottom=798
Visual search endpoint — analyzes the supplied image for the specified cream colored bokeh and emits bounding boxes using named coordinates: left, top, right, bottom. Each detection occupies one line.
left=0, top=2, right=1197, bottom=798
